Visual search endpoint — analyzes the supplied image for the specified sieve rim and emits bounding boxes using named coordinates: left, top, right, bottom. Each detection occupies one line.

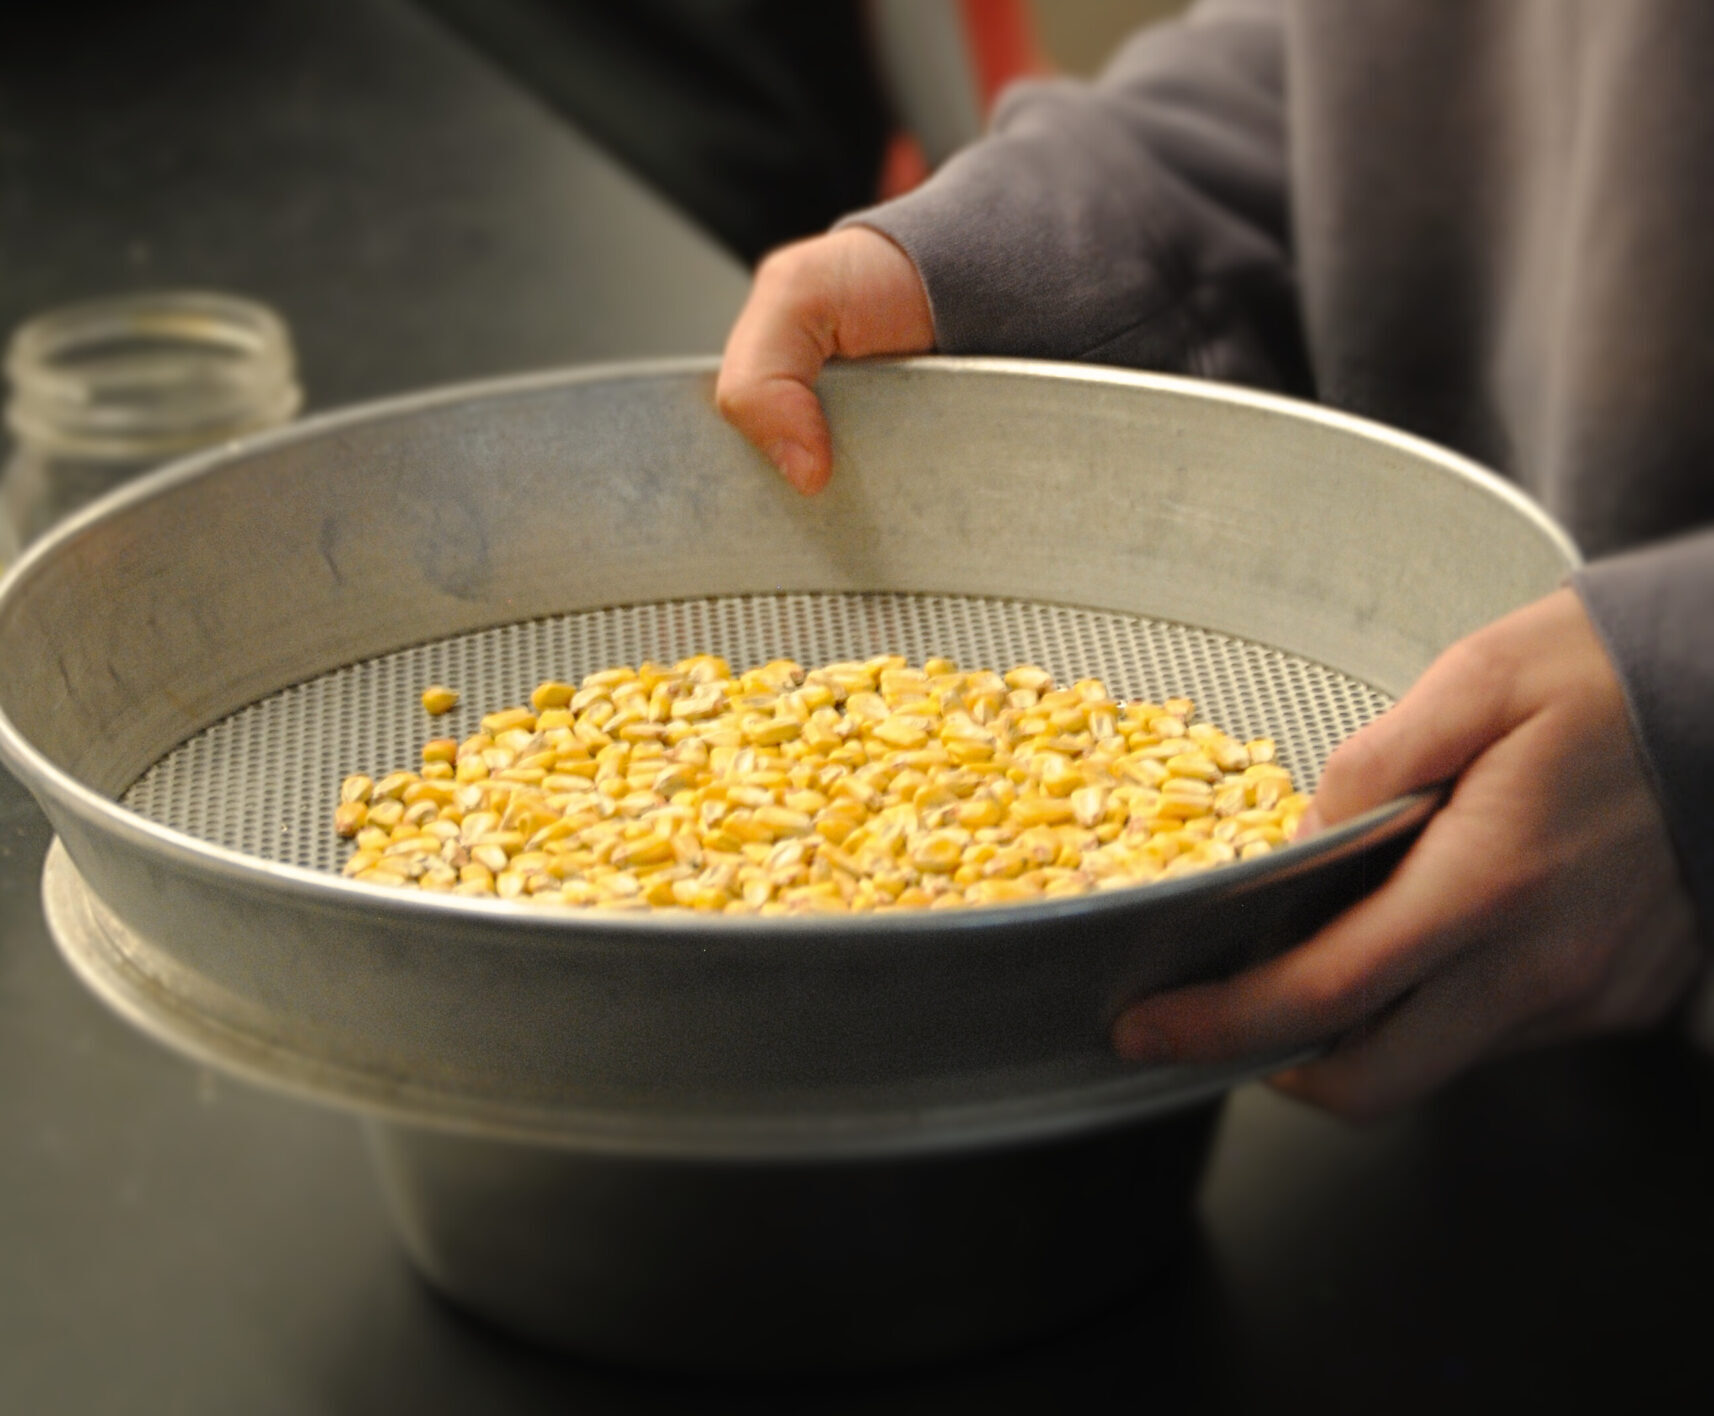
left=44, top=835, right=1332, bottom=1157
left=0, top=352, right=1581, bottom=607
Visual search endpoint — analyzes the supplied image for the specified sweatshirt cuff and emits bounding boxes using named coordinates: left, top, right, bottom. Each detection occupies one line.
left=832, top=92, right=1199, bottom=370
left=1573, top=528, right=1714, bottom=944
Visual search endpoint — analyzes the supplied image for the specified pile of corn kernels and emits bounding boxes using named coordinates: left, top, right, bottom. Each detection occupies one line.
left=333, top=655, right=1307, bottom=913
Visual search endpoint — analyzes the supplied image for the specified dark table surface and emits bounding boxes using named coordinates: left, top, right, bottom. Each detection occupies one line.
left=4, top=3, right=1713, bottom=1412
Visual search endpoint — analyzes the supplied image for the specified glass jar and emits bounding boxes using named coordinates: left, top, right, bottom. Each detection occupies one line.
left=0, top=291, right=301, bottom=566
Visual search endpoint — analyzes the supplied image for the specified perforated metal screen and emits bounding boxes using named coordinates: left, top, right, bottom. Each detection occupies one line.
left=122, top=592, right=1392, bottom=874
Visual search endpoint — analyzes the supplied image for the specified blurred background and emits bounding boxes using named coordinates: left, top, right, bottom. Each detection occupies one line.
left=0, top=0, right=1197, bottom=557
left=1038, top=0, right=1187, bottom=72
left=0, top=0, right=1191, bottom=418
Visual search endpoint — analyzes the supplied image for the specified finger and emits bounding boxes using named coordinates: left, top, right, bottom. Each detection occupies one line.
left=1272, top=761, right=1700, bottom=1120
left=1270, top=882, right=1700, bottom=1120
left=717, top=267, right=841, bottom=493
left=716, top=230, right=934, bottom=495
left=1266, top=937, right=1528, bottom=1122
left=1309, top=636, right=1525, bottom=834
left=1112, top=801, right=1509, bottom=1065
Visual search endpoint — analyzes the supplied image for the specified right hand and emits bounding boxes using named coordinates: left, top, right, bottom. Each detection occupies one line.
left=1111, top=588, right=1701, bottom=1121
left=716, top=227, right=934, bottom=494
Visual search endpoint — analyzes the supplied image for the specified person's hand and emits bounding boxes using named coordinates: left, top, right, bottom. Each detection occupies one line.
left=1112, top=587, right=1701, bottom=1121
left=717, top=227, right=934, bottom=494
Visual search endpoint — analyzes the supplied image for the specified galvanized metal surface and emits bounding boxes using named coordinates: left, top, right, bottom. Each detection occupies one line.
left=0, top=357, right=1575, bottom=1149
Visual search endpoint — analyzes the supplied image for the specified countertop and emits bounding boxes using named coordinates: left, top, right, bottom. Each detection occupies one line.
left=3, top=2, right=1712, bottom=1411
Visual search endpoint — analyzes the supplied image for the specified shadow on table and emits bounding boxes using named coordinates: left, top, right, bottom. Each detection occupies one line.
left=313, top=1214, right=1244, bottom=1415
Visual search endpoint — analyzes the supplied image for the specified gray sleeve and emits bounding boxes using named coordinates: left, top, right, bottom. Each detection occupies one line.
left=1574, top=532, right=1714, bottom=944
left=836, top=0, right=1305, bottom=391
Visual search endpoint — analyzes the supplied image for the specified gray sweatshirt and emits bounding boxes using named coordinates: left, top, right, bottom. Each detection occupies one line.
left=847, top=0, right=1714, bottom=942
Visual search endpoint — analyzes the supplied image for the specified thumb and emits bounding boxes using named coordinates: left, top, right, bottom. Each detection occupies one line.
left=716, top=228, right=934, bottom=494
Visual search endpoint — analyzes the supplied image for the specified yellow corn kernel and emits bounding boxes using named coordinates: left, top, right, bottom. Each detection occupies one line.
left=863, top=715, right=924, bottom=751
left=421, top=685, right=460, bottom=716
left=909, top=829, right=971, bottom=874
left=419, top=738, right=457, bottom=766
left=365, top=799, right=405, bottom=831
left=1070, top=786, right=1107, bottom=829
left=403, top=780, right=455, bottom=808
left=1010, top=796, right=1076, bottom=828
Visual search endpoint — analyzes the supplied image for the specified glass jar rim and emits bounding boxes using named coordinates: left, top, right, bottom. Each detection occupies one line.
left=5, top=290, right=301, bottom=459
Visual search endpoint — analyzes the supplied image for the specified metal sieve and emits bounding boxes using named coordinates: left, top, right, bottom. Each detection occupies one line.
left=0, top=357, right=1577, bottom=1366
left=121, top=591, right=1390, bottom=875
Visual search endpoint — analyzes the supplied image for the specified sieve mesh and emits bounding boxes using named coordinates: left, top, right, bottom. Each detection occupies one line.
left=122, top=592, right=1392, bottom=875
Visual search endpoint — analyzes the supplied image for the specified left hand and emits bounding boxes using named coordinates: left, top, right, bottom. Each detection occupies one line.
left=1111, top=587, right=1702, bottom=1121
left=715, top=228, right=935, bottom=494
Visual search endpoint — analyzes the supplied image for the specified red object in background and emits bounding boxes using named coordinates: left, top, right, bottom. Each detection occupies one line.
left=878, top=132, right=933, bottom=199
left=960, top=0, right=1048, bottom=108
left=876, top=0, right=1047, bottom=199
